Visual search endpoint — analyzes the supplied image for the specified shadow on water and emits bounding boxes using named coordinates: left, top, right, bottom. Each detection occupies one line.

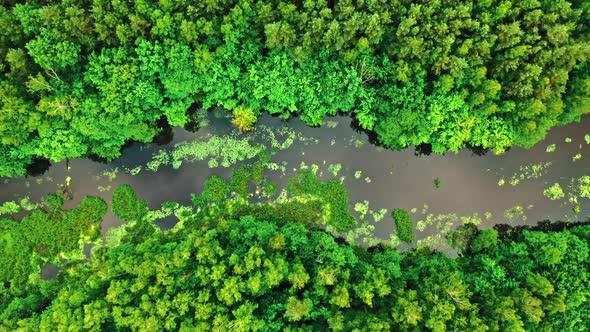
left=349, top=116, right=386, bottom=148
left=25, top=157, right=51, bottom=177
left=414, top=143, right=433, bottom=156
left=152, top=117, right=174, bottom=146
left=495, top=219, right=590, bottom=242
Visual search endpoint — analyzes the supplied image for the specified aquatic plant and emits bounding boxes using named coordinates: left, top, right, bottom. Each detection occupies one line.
left=325, top=120, right=339, bottom=128
left=370, top=208, right=388, bottom=222
left=434, top=177, right=441, bottom=189
left=544, top=183, right=565, bottom=200
left=102, top=167, right=119, bottom=181
left=354, top=170, right=362, bottom=179
left=579, top=176, right=590, bottom=199
left=354, top=200, right=370, bottom=219
left=545, top=144, right=556, bottom=152
left=504, top=206, right=526, bottom=222
left=328, top=163, right=342, bottom=177
left=508, top=161, right=552, bottom=186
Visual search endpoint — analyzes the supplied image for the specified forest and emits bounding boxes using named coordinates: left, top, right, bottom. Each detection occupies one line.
left=1, top=177, right=589, bottom=331
left=2, top=0, right=590, bottom=330
left=0, top=0, right=589, bottom=176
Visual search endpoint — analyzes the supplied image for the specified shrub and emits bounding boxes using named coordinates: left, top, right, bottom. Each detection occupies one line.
left=232, top=107, right=257, bottom=132
left=203, top=176, right=230, bottom=202
left=392, top=208, right=415, bottom=244
left=111, top=185, right=148, bottom=222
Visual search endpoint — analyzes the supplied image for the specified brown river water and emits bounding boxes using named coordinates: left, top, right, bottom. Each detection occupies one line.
left=1, top=113, right=589, bottom=252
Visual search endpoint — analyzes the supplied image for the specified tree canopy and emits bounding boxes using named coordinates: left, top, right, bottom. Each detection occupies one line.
left=1, top=179, right=589, bottom=331
left=0, top=0, right=589, bottom=175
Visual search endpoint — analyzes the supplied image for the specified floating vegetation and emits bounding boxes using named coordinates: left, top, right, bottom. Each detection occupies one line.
left=266, top=162, right=280, bottom=171
left=565, top=137, right=572, bottom=143
left=545, top=144, right=556, bottom=152
left=124, top=166, right=142, bottom=176
left=145, top=201, right=181, bottom=223
left=354, top=200, right=369, bottom=219
left=143, top=125, right=318, bottom=173
left=434, top=177, right=441, bottom=189
left=364, top=177, right=372, bottom=183
left=328, top=163, right=342, bottom=177
left=171, top=137, right=263, bottom=169
left=98, top=185, right=111, bottom=193
left=504, top=206, right=526, bottom=222
left=484, top=212, right=492, bottom=220
left=347, top=137, right=365, bottom=148
left=416, top=212, right=483, bottom=232
left=572, top=153, right=582, bottom=162
left=578, top=175, right=590, bottom=199
left=370, top=208, right=388, bottom=222
left=497, top=178, right=505, bottom=186
left=354, top=170, right=362, bottom=179
left=146, top=136, right=263, bottom=172
left=340, top=220, right=381, bottom=246
left=507, top=161, right=552, bottom=186
left=413, top=212, right=486, bottom=252
left=325, top=120, right=339, bottom=128
left=585, top=134, right=590, bottom=144
left=0, top=196, right=39, bottom=217
left=102, top=168, right=119, bottom=181
left=310, top=164, right=319, bottom=175
left=330, top=139, right=336, bottom=146
left=560, top=175, right=590, bottom=217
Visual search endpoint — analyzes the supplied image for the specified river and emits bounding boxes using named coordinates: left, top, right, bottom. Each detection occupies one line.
left=1, top=112, right=589, bottom=250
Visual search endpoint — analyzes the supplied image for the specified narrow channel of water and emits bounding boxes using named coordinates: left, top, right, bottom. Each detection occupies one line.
left=1, top=113, right=588, bottom=248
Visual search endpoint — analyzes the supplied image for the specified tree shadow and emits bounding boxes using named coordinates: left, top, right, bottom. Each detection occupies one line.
left=25, top=157, right=51, bottom=177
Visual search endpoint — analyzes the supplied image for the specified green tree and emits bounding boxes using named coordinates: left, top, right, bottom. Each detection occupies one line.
left=392, top=208, right=414, bottom=243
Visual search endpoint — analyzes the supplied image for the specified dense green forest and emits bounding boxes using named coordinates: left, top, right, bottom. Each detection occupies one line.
left=1, top=179, right=589, bottom=331
left=1, top=0, right=589, bottom=176
left=2, top=0, right=590, bottom=330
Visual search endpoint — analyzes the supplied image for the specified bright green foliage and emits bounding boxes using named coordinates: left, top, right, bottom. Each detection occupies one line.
left=287, top=170, right=355, bottom=231
left=203, top=175, right=230, bottom=203
left=544, top=183, right=565, bottom=200
left=459, top=224, right=590, bottom=330
left=392, top=208, right=415, bottom=244
left=0, top=195, right=106, bottom=324
left=231, top=107, right=257, bottom=132
left=578, top=176, right=590, bottom=198
left=111, top=184, right=148, bottom=222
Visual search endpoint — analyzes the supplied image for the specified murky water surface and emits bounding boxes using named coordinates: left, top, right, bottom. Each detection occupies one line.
left=1, top=113, right=589, bottom=248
